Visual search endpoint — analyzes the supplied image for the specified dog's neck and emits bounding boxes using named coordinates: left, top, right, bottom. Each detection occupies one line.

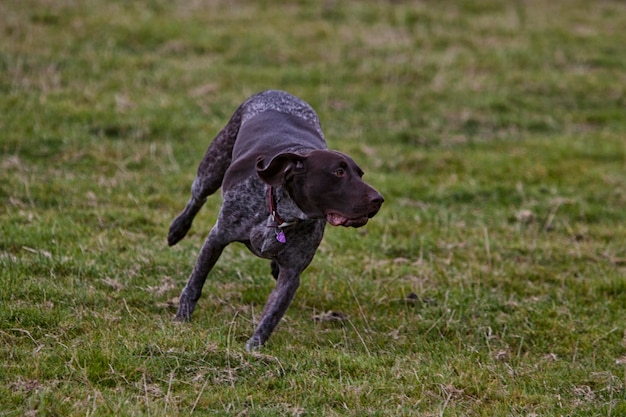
left=267, top=186, right=299, bottom=228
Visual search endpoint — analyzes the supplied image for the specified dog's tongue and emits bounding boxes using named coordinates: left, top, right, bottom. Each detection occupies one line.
left=326, top=212, right=348, bottom=226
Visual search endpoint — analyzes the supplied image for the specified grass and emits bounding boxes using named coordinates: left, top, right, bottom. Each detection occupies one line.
left=1, top=0, right=625, bottom=415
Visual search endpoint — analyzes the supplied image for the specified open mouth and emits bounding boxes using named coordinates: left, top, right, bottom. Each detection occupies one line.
left=325, top=212, right=369, bottom=227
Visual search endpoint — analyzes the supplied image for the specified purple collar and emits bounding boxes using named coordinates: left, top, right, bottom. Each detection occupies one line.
left=268, top=186, right=287, bottom=226
left=267, top=186, right=297, bottom=243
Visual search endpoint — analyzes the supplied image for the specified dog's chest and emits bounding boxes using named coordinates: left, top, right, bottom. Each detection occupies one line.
left=249, top=222, right=290, bottom=258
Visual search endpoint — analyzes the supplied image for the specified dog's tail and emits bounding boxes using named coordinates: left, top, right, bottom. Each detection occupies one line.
left=167, top=103, right=243, bottom=246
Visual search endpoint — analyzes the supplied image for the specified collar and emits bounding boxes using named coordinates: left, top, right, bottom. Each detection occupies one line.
left=267, top=186, right=297, bottom=229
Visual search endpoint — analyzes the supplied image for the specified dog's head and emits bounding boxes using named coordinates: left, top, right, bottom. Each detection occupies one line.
left=256, top=150, right=383, bottom=227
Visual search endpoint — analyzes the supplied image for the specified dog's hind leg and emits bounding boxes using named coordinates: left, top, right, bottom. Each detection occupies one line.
left=168, top=106, right=243, bottom=246
left=175, top=225, right=227, bottom=320
left=167, top=191, right=206, bottom=246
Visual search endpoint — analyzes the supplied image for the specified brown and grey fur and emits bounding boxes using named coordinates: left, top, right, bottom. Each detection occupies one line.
left=168, top=90, right=383, bottom=350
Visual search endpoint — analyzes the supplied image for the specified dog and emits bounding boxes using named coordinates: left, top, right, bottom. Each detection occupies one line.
left=168, top=90, right=383, bottom=350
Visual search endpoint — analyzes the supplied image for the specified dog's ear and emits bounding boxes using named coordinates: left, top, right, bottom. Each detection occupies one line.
left=256, top=153, right=306, bottom=186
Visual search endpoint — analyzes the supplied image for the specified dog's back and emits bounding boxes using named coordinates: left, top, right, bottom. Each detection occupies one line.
left=223, top=110, right=326, bottom=190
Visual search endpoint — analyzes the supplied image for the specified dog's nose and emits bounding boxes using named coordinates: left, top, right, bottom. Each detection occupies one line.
left=370, top=192, right=384, bottom=207
left=367, top=191, right=384, bottom=218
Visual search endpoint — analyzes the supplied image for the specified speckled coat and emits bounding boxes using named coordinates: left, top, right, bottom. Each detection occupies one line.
left=168, top=90, right=383, bottom=350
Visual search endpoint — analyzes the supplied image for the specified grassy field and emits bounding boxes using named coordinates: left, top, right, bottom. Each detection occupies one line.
left=1, top=0, right=625, bottom=415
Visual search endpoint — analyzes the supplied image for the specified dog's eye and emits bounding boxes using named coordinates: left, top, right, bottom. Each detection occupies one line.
left=334, top=168, right=346, bottom=177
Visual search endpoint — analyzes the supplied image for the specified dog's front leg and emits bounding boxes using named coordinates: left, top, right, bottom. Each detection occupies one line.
left=246, top=268, right=301, bottom=351
left=176, top=226, right=226, bottom=321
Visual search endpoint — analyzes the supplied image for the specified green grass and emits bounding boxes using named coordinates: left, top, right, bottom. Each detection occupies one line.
left=1, top=0, right=626, bottom=415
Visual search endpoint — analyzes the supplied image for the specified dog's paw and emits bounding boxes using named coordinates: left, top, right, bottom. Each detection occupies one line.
left=174, top=298, right=195, bottom=322
left=245, top=336, right=263, bottom=351
left=167, top=216, right=192, bottom=246
left=174, top=313, right=191, bottom=322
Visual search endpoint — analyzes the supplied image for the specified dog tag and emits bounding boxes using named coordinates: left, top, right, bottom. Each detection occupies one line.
left=275, top=230, right=286, bottom=243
